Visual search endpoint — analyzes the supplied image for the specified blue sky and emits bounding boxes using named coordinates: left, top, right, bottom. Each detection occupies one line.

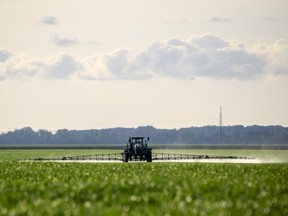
left=0, top=0, right=288, bottom=132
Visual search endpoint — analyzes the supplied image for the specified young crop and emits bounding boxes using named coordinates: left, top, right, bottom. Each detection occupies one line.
left=0, top=161, right=287, bottom=215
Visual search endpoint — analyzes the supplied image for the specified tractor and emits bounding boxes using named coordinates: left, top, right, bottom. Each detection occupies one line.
left=123, top=137, right=152, bottom=162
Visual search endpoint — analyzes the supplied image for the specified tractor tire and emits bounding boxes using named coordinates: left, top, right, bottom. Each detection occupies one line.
left=123, top=153, right=129, bottom=162
left=146, top=152, right=152, bottom=162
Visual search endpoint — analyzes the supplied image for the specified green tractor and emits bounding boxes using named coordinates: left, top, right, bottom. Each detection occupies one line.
left=123, top=137, right=152, bottom=162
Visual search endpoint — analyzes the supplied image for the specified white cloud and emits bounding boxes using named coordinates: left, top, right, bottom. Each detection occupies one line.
left=43, top=53, right=82, bottom=79
left=81, top=34, right=274, bottom=80
left=253, top=39, right=288, bottom=76
left=41, top=16, right=58, bottom=25
left=189, top=34, right=229, bottom=49
left=51, top=35, right=78, bottom=47
left=0, top=48, right=13, bottom=62
left=210, top=16, right=231, bottom=22
left=0, top=52, right=81, bottom=80
left=1, top=34, right=288, bottom=81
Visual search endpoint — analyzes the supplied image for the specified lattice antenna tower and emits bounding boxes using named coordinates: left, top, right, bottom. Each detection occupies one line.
left=219, top=106, right=223, bottom=145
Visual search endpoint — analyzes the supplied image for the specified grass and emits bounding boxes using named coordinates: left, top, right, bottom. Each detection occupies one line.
left=0, top=149, right=122, bottom=161
left=154, top=149, right=288, bottom=163
left=0, top=161, right=287, bottom=216
left=0, top=149, right=287, bottom=215
left=1, top=149, right=288, bottom=162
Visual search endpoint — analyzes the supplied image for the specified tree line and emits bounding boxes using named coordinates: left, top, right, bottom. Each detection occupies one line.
left=0, top=125, right=288, bottom=145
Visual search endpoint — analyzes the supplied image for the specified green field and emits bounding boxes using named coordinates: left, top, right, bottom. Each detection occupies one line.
left=0, top=150, right=287, bottom=215
left=1, top=149, right=288, bottom=162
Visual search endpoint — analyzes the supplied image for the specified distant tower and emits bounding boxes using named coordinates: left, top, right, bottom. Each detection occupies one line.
left=219, top=106, right=223, bottom=145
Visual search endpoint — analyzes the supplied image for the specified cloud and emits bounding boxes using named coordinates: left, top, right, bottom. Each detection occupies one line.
left=43, top=53, right=82, bottom=79
left=41, top=16, right=58, bottom=25
left=0, top=48, right=13, bottom=62
left=0, top=52, right=81, bottom=80
left=189, top=34, right=229, bottom=49
left=0, top=48, right=11, bottom=80
left=80, top=49, right=150, bottom=80
left=81, top=34, right=273, bottom=80
left=1, top=34, right=288, bottom=81
left=0, top=48, right=12, bottom=63
left=210, top=16, right=231, bottom=22
left=51, top=35, right=78, bottom=47
left=253, top=39, right=288, bottom=76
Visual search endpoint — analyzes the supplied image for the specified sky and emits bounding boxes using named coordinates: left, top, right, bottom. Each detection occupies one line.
left=1, top=0, right=288, bottom=132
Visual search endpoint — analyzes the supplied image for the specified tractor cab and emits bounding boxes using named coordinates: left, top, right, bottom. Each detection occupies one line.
left=128, top=137, right=147, bottom=147
left=124, top=137, right=152, bottom=162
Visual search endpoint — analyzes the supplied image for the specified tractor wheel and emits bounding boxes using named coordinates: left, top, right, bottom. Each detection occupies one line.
left=123, top=153, right=129, bottom=162
left=146, top=152, right=152, bottom=162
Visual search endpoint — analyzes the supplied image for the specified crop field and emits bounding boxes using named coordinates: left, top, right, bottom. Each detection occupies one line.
left=0, top=150, right=288, bottom=215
